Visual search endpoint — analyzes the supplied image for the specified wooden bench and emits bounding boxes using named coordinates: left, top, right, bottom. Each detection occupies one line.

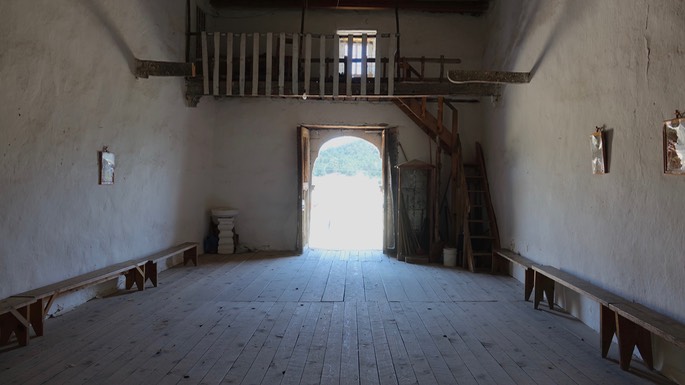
left=492, top=249, right=538, bottom=301
left=609, top=301, right=685, bottom=371
left=1, top=242, right=198, bottom=347
left=531, top=264, right=685, bottom=372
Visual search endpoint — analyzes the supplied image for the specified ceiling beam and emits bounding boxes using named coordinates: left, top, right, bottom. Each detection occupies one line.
left=208, top=0, right=489, bottom=14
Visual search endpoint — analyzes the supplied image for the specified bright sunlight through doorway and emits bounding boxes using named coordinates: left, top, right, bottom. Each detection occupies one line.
left=309, top=136, right=383, bottom=250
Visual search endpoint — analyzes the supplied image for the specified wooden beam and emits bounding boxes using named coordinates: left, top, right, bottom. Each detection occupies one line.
left=134, top=59, right=195, bottom=78
left=447, top=70, right=531, bottom=84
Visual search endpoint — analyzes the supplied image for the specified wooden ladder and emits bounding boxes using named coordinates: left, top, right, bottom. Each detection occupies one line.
left=463, top=142, right=500, bottom=272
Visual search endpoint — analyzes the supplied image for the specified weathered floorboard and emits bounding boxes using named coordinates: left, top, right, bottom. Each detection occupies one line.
left=0, top=251, right=661, bottom=385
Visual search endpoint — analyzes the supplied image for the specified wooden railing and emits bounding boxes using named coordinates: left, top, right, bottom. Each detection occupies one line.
left=193, top=31, right=462, bottom=98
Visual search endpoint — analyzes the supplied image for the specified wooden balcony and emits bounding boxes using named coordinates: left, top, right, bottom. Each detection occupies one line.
left=181, top=32, right=501, bottom=105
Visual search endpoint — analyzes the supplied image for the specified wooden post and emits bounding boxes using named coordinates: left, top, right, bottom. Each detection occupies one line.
left=279, top=33, right=285, bottom=96
left=319, top=36, right=325, bottom=97
left=265, top=32, right=273, bottom=96
left=213, top=33, right=220, bottom=96
left=226, top=33, right=233, bottom=96
left=447, top=70, right=532, bottom=84
left=333, top=34, right=339, bottom=97
left=201, top=31, right=209, bottom=95
left=361, top=33, right=367, bottom=96
left=292, top=33, right=299, bottom=95
left=304, top=34, right=312, bottom=95
left=239, top=33, right=246, bottom=96
left=346, top=34, right=353, bottom=96
left=439, top=55, right=445, bottom=82
left=420, top=56, right=425, bottom=80
left=437, top=96, right=444, bottom=134
left=450, top=107, right=459, bottom=246
left=252, top=33, right=259, bottom=96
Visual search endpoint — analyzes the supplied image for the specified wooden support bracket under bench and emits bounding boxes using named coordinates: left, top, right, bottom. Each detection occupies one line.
left=492, top=249, right=537, bottom=301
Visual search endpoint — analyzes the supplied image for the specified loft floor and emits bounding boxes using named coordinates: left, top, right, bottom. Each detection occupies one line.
left=0, top=250, right=669, bottom=385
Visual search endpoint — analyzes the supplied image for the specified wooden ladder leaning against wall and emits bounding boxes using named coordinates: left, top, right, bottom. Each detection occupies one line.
left=463, top=142, right=501, bottom=272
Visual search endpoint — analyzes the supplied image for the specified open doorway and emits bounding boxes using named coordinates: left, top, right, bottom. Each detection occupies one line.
left=297, top=125, right=399, bottom=254
left=309, top=137, right=382, bottom=249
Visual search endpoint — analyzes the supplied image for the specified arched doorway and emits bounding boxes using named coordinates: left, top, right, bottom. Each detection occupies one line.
left=297, top=125, right=399, bottom=254
left=309, top=137, right=383, bottom=249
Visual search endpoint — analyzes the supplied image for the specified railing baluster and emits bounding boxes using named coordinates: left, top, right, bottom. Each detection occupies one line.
left=201, top=31, right=209, bottom=95
left=361, top=33, right=367, bottom=96
left=374, top=34, right=380, bottom=95
left=388, top=35, right=395, bottom=96
left=304, top=34, right=311, bottom=96
left=319, top=36, right=325, bottom=97
left=279, top=33, right=285, bottom=96
left=292, top=33, right=299, bottom=95
left=333, top=34, right=339, bottom=97
left=252, top=33, right=259, bottom=96
left=213, top=33, right=220, bottom=96
left=226, top=33, right=233, bottom=96
left=265, top=33, right=273, bottom=96
left=239, top=33, right=246, bottom=96
left=346, top=34, right=353, bottom=96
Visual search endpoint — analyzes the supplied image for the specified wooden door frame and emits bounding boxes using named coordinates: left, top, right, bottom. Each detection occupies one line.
left=296, top=125, right=398, bottom=254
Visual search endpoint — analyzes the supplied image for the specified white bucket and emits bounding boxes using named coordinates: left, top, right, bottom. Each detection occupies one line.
left=443, top=248, right=457, bottom=267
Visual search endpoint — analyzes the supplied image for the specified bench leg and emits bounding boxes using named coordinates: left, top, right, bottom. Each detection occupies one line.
left=524, top=268, right=534, bottom=301
left=616, top=313, right=653, bottom=371
left=145, top=261, right=158, bottom=287
left=125, top=266, right=146, bottom=291
left=183, top=246, right=198, bottom=266
left=0, top=306, right=30, bottom=346
left=29, top=298, right=45, bottom=337
left=600, top=304, right=616, bottom=358
left=534, top=272, right=555, bottom=310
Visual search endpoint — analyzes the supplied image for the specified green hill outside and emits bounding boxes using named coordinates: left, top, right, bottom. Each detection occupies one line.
left=313, top=138, right=381, bottom=178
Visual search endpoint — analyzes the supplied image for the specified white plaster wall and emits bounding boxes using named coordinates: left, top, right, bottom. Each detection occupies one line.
left=209, top=98, right=481, bottom=251
left=205, top=9, right=487, bottom=251
left=0, top=0, right=214, bottom=303
left=482, top=0, right=685, bottom=380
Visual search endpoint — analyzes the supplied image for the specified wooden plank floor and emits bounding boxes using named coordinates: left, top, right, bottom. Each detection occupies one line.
left=0, top=250, right=672, bottom=385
